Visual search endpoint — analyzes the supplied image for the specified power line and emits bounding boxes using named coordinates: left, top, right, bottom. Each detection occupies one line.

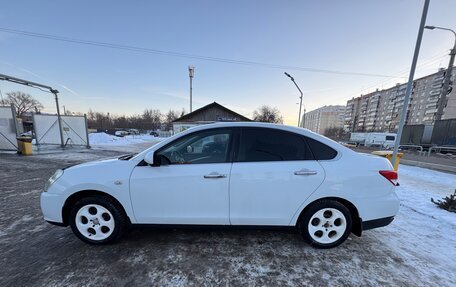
left=338, top=50, right=449, bottom=100
left=0, top=27, right=405, bottom=78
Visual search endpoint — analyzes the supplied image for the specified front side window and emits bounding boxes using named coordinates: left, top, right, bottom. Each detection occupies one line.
left=156, top=129, right=232, bottom=164
left=237, top=128, right=312, bottom=162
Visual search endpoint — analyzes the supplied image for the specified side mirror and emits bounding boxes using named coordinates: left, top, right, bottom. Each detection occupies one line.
left=186, top=145, right=194, bottom=153
left=144, top=151, right=154, bottom=165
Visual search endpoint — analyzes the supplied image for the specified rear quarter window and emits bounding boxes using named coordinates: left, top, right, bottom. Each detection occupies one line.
left=305, top=137, right=338, bottom=160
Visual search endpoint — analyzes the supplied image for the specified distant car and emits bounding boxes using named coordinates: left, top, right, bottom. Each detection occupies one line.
left=149, top=131, right=159, bottom=137
left=342, top=141, right=358, bottom=148
left=114, top=130, right=129, bottom=137
left=365, top=133, right=397, bottom=149
left=40, top=122, right=399, bottom=248
left=128, top=129, right=140, bottom=135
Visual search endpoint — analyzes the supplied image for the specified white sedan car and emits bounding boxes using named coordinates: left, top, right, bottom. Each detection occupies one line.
left=41, top=122, right=399, bottom=248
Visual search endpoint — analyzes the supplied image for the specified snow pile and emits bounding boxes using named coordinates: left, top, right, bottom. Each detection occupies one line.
left=89, top=132, right=165, bottom=146
left=397, top=165, right=456, bottom=226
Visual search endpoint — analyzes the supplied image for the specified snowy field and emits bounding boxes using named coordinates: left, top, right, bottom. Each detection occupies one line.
left=89, top=132, right=166, bottom=146
left=0, top=146, right=455, bottom=286
left=88, top=132, right=166, bottom=152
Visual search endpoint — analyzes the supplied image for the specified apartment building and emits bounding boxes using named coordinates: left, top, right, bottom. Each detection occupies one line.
left=303, top=105, right=345, bottom=134
left=344, top=68, right=456, bottom=132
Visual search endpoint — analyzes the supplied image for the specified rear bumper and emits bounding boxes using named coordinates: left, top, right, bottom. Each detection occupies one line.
left=362, top=216, right=395, bottom=231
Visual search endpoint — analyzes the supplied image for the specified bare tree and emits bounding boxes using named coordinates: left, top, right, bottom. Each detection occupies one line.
left=142, top=109, right=162, bottom=130
left=164, top=110, right=180, bottom=130
left=5, top=91, right=44, bottom=117
left=252, top=105, right=283, bottom=124
left=323, top=127, right=346, bottom=141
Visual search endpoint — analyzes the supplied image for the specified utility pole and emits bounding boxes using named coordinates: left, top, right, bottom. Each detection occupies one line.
left=392, top=0, right=430, bottom=167
left=424, top=25, right=456, bottom=121
left=188, top=66, right=195, bottom=113
left=284, top=72, right=304, bottom=127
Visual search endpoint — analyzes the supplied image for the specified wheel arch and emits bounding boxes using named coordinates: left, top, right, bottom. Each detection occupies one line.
left=62, top=190, right=131, bottom=226
left=296, top=197, right=362, bottom=236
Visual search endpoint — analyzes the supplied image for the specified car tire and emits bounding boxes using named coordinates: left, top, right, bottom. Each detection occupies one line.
left=298, top=200, right=352, bottom=249
left=69, top=196, right=127, bottom=245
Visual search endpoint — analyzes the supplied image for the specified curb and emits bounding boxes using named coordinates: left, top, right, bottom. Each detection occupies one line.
left=400, top=159, right=456, bottom=174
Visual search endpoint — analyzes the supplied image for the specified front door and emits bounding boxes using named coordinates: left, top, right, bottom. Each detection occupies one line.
left=130, top=128, right=234, bottom=224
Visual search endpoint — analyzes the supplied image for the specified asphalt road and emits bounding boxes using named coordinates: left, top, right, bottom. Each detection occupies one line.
left=0, top=149, right=454, bottom=286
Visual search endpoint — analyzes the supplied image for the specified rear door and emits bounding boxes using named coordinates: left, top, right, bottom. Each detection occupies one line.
left=229, top=127, right=325, bottom=225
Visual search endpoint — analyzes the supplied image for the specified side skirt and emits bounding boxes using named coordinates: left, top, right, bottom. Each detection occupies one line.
left=130, top=224, right=296, bottom=231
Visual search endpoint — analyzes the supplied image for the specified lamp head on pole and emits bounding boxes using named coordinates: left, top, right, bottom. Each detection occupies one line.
left=188, top=66, right=195, bottom=78
left=424, top=25, right=435, bottom=30
left=284, top=72, right=294, bottom=81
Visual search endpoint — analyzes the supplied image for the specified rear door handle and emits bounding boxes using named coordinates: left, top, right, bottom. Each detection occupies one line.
left=204, top=172, right=227, bottom=179
left=294, top=170, right=318, bottom=176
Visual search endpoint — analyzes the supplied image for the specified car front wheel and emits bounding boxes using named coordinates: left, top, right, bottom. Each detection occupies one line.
left=299, top=200, right=352, bottom=248
left=69, top=196, right=126, bottom=244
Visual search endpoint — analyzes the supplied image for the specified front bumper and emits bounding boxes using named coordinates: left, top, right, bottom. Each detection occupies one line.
left=40, top=191, right=65, bottom=224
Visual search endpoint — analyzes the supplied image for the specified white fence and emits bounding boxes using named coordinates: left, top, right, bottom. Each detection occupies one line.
left=33, top=114, right=90, bottom=147
left=0, top=105, right=19, bottom=151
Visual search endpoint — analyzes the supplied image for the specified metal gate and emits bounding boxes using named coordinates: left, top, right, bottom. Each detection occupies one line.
left=33, top=113, right=90, bottom=147
left=0, top=105, right=19, bottom=151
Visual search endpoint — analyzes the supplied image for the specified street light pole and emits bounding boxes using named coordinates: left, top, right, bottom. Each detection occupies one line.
left=424, top=25, right=456, bottom=121
left=392, top=0, right=430, bottom=167
left=188, top=66, right=194, bottom=113
left=303, top=107, right=306, bottom=128
left=284, top=72, right=304, bottom=127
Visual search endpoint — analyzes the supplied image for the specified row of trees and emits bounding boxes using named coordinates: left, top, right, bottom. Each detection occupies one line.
left=87, top=105, right=284, bottom=131
left=2, top=91, right=285, bottom=130
left=86, top=109, right=184, bottom=131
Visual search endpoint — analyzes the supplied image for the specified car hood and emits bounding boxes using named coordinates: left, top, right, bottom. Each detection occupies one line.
left=65, top=157, right=124, bottom=170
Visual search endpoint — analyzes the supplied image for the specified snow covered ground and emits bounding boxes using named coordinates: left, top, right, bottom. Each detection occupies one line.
left=398, top=165, right=455, bottom=226
left=88, top=132, right=166, bottom=152
left=370, top=165, right=456, bottom=286
left=89, top=132, right=166, bottom=146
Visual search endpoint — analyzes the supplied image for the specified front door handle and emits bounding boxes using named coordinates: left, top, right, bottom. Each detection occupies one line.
left=204, top=172, right=227, bottom=179
left=294, top=169, right=318, bottom=176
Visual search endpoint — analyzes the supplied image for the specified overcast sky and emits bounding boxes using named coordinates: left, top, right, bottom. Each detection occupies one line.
left=1, top=0, right=455, bottom=124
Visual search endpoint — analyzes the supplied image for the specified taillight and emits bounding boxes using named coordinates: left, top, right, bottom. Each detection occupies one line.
left=379, top=170, right=399, bottom=186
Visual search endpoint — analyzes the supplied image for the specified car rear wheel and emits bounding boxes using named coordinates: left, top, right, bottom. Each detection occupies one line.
left=299, top=200, right=352, bottom=248
left=69, top=196, right=126, bottom=244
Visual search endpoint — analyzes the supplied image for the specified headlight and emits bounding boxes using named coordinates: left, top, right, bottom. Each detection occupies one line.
left=44, top=169, right=64, bottom=191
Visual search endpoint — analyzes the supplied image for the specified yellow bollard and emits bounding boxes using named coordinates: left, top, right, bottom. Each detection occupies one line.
left=371, top=151, right=403, bottom=171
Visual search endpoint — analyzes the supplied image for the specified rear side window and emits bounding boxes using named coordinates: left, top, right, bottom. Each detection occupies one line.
left=386, top=135, right=395, bottom=141
left=237, top=128, right=313, bottom=162
left=305, top=137, right=338, bottom=160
